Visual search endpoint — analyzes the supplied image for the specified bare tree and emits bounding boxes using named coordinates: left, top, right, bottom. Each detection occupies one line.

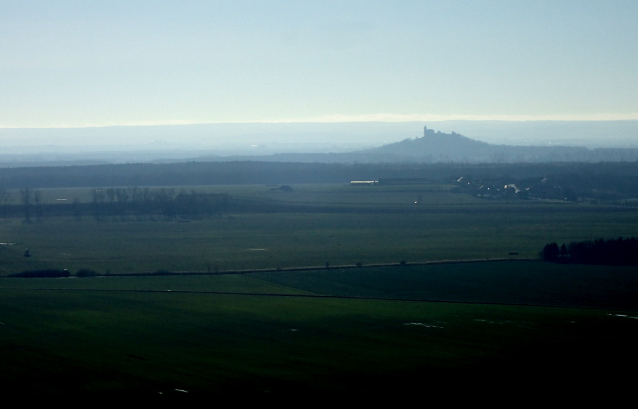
left=20, top=188, right=32, bottom=222
left=0, top=188, right=10, bottom=219
left=33, top=189, right=43, bottom=221
left=92, top=188, right=106, bottom=221
left=72, top=198, right=82, bottom=221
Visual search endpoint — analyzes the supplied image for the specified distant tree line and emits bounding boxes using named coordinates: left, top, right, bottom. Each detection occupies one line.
left=542, top=237, right=638, bottom=265
left=0, top=187, right=230, bottom=222
left=2, top=161, right=638, bottom=205
left=8, top=268, right=100, bottom=278
left=9, top=269, right=71, bottom=278
left=0, top=187, right=47, bottom=222
left=89, top=187, right=229, bottom=221
left=2, top=161, right=638, bottom=190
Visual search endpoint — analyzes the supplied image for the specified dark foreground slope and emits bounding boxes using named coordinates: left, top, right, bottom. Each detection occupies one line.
left=1, top=261, right=636, bottom=399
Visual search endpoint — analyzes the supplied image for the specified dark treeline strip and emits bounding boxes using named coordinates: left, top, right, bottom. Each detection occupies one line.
left=542, top=237, right=638, bottom=265
left=2, top=160, right=638, bottom=189
left=1, top=188, right=229, bottom=221
left=9, top=269, right=70, bottom=278
left=87, top=187, right=229, bottom=221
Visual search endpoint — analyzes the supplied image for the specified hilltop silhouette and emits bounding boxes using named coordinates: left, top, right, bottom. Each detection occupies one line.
left=351, top=126, right=638, bottom=163
left=359, top=126, right=492, bottom=162
left=195, top=125, right=638, bottom=163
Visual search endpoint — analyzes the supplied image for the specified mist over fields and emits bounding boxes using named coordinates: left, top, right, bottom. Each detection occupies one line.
left=3, top=1, right=638, bottom=398
left=1, top=120, right=637, bottom=166
left=2, top=121, right=638, bottom=398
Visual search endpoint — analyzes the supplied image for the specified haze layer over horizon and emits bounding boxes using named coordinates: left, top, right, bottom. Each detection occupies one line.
left=1, top=0, right=637, bottom=143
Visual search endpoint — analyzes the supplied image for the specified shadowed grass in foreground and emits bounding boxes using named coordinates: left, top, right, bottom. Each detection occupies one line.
left=0, top=291, right=635, bottom=397
left=0, top=262, right=636, bottom=398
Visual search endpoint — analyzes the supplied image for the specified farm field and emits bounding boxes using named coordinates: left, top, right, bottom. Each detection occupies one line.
left=1, top=183, right=637, bottom=398
left=1, top=261, right=637, bottom=398
left=1, top=183, right=638, bottom=275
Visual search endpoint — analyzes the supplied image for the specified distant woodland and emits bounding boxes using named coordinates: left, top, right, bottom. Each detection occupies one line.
left=543, top=237, right=638, bottom=265
left=1, top=160, right=638, bottom=190
left=1, top=161, right=638, bottom=224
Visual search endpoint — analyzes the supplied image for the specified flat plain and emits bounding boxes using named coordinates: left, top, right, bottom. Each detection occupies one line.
left=2, top=184, right=638, bottom=274
left=0, top=183, right=637, bottom=398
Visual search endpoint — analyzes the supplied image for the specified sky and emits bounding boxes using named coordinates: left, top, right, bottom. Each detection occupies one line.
left=1, top=0, right=637, bottom=130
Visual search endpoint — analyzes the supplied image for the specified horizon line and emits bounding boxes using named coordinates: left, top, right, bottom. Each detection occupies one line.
left=2, top=113, right=638, bottom=129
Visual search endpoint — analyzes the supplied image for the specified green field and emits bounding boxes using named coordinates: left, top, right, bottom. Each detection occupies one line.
left=2, top=184, right=638, bottom=275
left=1, top=262, right=637, bottom=398
left=1, top=184, right=637, bottom=398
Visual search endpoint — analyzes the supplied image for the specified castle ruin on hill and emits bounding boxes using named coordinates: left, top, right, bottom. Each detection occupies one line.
left=423, top=125, right=435, bottom=137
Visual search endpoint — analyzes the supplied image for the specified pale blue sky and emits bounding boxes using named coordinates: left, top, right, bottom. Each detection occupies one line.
left=1, top=0, right=637, bottom=128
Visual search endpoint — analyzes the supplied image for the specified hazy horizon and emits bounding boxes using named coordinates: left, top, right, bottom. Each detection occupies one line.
left=1, top=121, right=637, bottom=164
left=2, top=1, right=636, bottom=149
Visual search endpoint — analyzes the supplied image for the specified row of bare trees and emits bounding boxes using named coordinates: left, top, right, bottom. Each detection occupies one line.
left=20, top=188, right=44, bottom=222
left=0, top=187, right=10, bottom=219
left=90, top=187, right=228, bottom=221
left=0, top=187, right=44, bottom=222
left=0, top=186, right=229, bottom=222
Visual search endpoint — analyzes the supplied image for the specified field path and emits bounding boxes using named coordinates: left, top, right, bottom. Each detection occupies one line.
left=118, top=257, right=538, bottom=276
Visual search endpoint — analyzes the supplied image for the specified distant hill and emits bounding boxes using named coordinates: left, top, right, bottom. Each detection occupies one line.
left=348, top=126, right=638, bottom=163
left=359, top=127, right=493, bottom=162
left=192, top=125, right=638, bottom=164
left=1, top=123, right=637, bottom=166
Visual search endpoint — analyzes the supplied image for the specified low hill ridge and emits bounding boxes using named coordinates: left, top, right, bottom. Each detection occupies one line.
left=356, top=125, right=638, bottom=163
left=365, top=126, right=492, bottom=160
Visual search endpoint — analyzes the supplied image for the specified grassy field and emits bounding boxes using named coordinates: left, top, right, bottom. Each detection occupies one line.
left=5, top=261, right=637, bottom=309
left=1, top=183, right=637, bottom=398
left=1, top=192, right=638, bottom=275
left=1, top=261, right=637, bottom=398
